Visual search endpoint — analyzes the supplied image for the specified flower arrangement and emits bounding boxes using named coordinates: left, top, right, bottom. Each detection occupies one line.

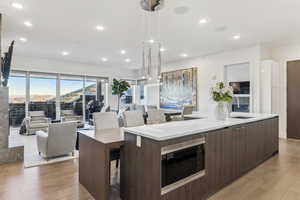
left=211, top=82, right=233, bottom=102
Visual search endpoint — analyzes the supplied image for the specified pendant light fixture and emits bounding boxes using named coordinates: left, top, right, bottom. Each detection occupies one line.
left=140, top=0, right=164, bottom=81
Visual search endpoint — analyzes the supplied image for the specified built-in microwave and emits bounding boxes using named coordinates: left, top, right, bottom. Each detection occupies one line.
left=161, top=136, right=206, bottom=195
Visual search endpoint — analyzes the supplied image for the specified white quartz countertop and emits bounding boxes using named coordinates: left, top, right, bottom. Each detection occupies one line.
left=124, top=112, right=278, bottom=141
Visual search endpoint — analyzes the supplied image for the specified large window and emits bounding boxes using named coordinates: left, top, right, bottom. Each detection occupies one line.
left=137, top=80, right=145, bottom=105
left=29, top=74, right=57, bottom=119
left=8, top=73, right=26, bottom=127
left=8, top=70, right=109, bottom=133
left=84, top=79, right=97, bottom=120
left=101, top=79, right=109, bottom=105
left=121, top=80, right=135, bottom=105
left=60, top=76, right=84, bottom=117
left=122, top=88, right=133, bottom=104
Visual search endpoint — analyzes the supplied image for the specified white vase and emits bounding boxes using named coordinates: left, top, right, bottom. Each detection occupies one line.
left=214, top=102, right=229, bottom=121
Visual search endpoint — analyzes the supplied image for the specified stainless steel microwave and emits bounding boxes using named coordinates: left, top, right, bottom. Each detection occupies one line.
left=161, top=136, right=206, bottom=195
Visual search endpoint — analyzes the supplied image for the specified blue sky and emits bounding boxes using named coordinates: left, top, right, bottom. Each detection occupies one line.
left=9, top=77, right=95, bottom=96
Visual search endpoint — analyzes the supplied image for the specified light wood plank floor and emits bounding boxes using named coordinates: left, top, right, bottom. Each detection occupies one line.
left=0, top=139, right=300, bottom=200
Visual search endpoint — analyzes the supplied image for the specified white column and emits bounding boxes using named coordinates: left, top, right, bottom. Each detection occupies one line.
left=135, top=85, right=141, bottom=105
left=132, top=85, right=137, bottom=104
left=56, top=74, right=61, bottom=120
left=105, top=82, right=109, bottom=105
left=82, top=77, right=86, bottom=123
left=25, top=72, right=30, bottom=117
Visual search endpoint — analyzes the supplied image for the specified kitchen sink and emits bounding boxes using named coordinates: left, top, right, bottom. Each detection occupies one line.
left=230, top=116, right=254, bottom=119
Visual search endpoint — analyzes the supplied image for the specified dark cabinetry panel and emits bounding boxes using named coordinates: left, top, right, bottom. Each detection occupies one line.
left=123, top=117, right=279, bottom=200
left=206, top=118, right=279, bottom=199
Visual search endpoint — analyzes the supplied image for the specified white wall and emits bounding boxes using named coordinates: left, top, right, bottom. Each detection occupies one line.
left=136, top=43, right=300, bottom=139
left=162, top=45, right=262, bottom=115
left=270, top=44, right=300, bottom=138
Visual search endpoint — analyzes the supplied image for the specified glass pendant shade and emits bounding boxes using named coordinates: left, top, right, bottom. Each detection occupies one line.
left=142, top=41, right=162, bottom=81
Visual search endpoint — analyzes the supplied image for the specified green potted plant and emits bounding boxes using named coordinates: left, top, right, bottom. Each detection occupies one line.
left=211, top=82, right=233, bottom=120
left=112, top=79, right=130, bottom=113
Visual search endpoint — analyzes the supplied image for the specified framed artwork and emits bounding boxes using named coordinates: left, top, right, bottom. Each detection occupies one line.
left=160, top=68, right=197, bottom=110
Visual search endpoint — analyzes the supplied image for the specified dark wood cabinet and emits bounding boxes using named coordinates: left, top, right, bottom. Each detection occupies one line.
left=123, top=117, right=279, bottom=200
left=205, top=118, right=279, bottom=199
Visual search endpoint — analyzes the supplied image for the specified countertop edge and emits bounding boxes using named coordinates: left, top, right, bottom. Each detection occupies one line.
left=124, top=114, right=279, bottom=141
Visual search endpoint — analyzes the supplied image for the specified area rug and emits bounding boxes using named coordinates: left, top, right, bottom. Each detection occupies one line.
left=23, top=135, right=78, bottom=168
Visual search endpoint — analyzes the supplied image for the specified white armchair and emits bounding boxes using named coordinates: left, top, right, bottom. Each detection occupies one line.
left=36, top=122, right=77, bottom=158
left=25, top=111, right=50, bottom=135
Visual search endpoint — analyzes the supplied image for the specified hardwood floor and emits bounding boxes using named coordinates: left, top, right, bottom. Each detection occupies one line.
left=0, top=139, right=300, bottom=200
left=209, top=139, right=300, bottom=200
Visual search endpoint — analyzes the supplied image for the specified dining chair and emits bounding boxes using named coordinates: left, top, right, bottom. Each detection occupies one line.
left=146, top=105, right=158, bottom=112
left=93, top=112, right=120, bottom=168
left=101, top=105, right=111, bottom=112
left=135, top=104, right=146, bottom=114
left=147, top=109, right=166, bottom=124
left=123, top=110, right=145, bottom=127
left=182, top=105, right=194, bottom=117
left=93, top=112, right=119, bottom=130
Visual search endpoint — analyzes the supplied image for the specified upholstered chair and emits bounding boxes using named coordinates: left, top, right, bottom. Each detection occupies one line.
left=182, top=105, right=194, bottom=118
left=61, top=109, right=84, bottom=128
left=147, top=110, right=166, bottom=124
left=123, top=110, right=145, bottom=127
left=36, top=122, right=77, bottom=158
left=25, top=111, right=50, bottom=135
left=171, top=105, right=195, bottom=121
left=135, top=104, right=146, bottom=114
left=146, top=105, right=158, bottom=112
left=101, top=105, right=111, bottom=112
left=92, top=112, right=120, bottom=167
left=93, top=112, right=119, bottom=130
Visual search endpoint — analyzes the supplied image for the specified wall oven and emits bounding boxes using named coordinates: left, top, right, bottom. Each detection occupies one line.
left=161, top=136, right=206, bottom=194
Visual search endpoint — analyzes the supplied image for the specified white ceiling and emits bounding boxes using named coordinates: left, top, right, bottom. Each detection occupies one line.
left=1, top=0, right=300, bottom=70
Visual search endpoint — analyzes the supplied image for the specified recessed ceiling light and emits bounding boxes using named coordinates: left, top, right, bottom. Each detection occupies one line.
left=142, top=76, right=146, bottom=79
left=19, top=37, right=27, bottom=42
left=125, top=58, right=131, bottom=63
left=148, top=39, right=155, bottom=44
left=12, top=2, right=23, bottom=10
left=120, top=50, right=127, bottom=55
left=199, top=18, right=208, bottom=24
left=160, top=47, right=166, bottom=52
left=181, top=53, right=188, bottom=57
left=96, top=25, right=105, bottom=31
left=233, top=35, right=241, bottom=40
left=62, top=51, right=70, bottom=56
left=24, top=21, right=33, bottom=27
left=101, top=57, right=108, bottom=62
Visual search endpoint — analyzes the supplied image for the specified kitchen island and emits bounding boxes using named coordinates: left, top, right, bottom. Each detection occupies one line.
left=122, top=113, right=279, bottom=200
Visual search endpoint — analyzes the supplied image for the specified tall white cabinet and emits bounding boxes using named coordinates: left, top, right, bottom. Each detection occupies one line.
left=260, top=60, right=279, bottom=114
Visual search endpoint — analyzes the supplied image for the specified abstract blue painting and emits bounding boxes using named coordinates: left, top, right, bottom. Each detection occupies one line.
left=160, top=68, right=197, bottom=110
